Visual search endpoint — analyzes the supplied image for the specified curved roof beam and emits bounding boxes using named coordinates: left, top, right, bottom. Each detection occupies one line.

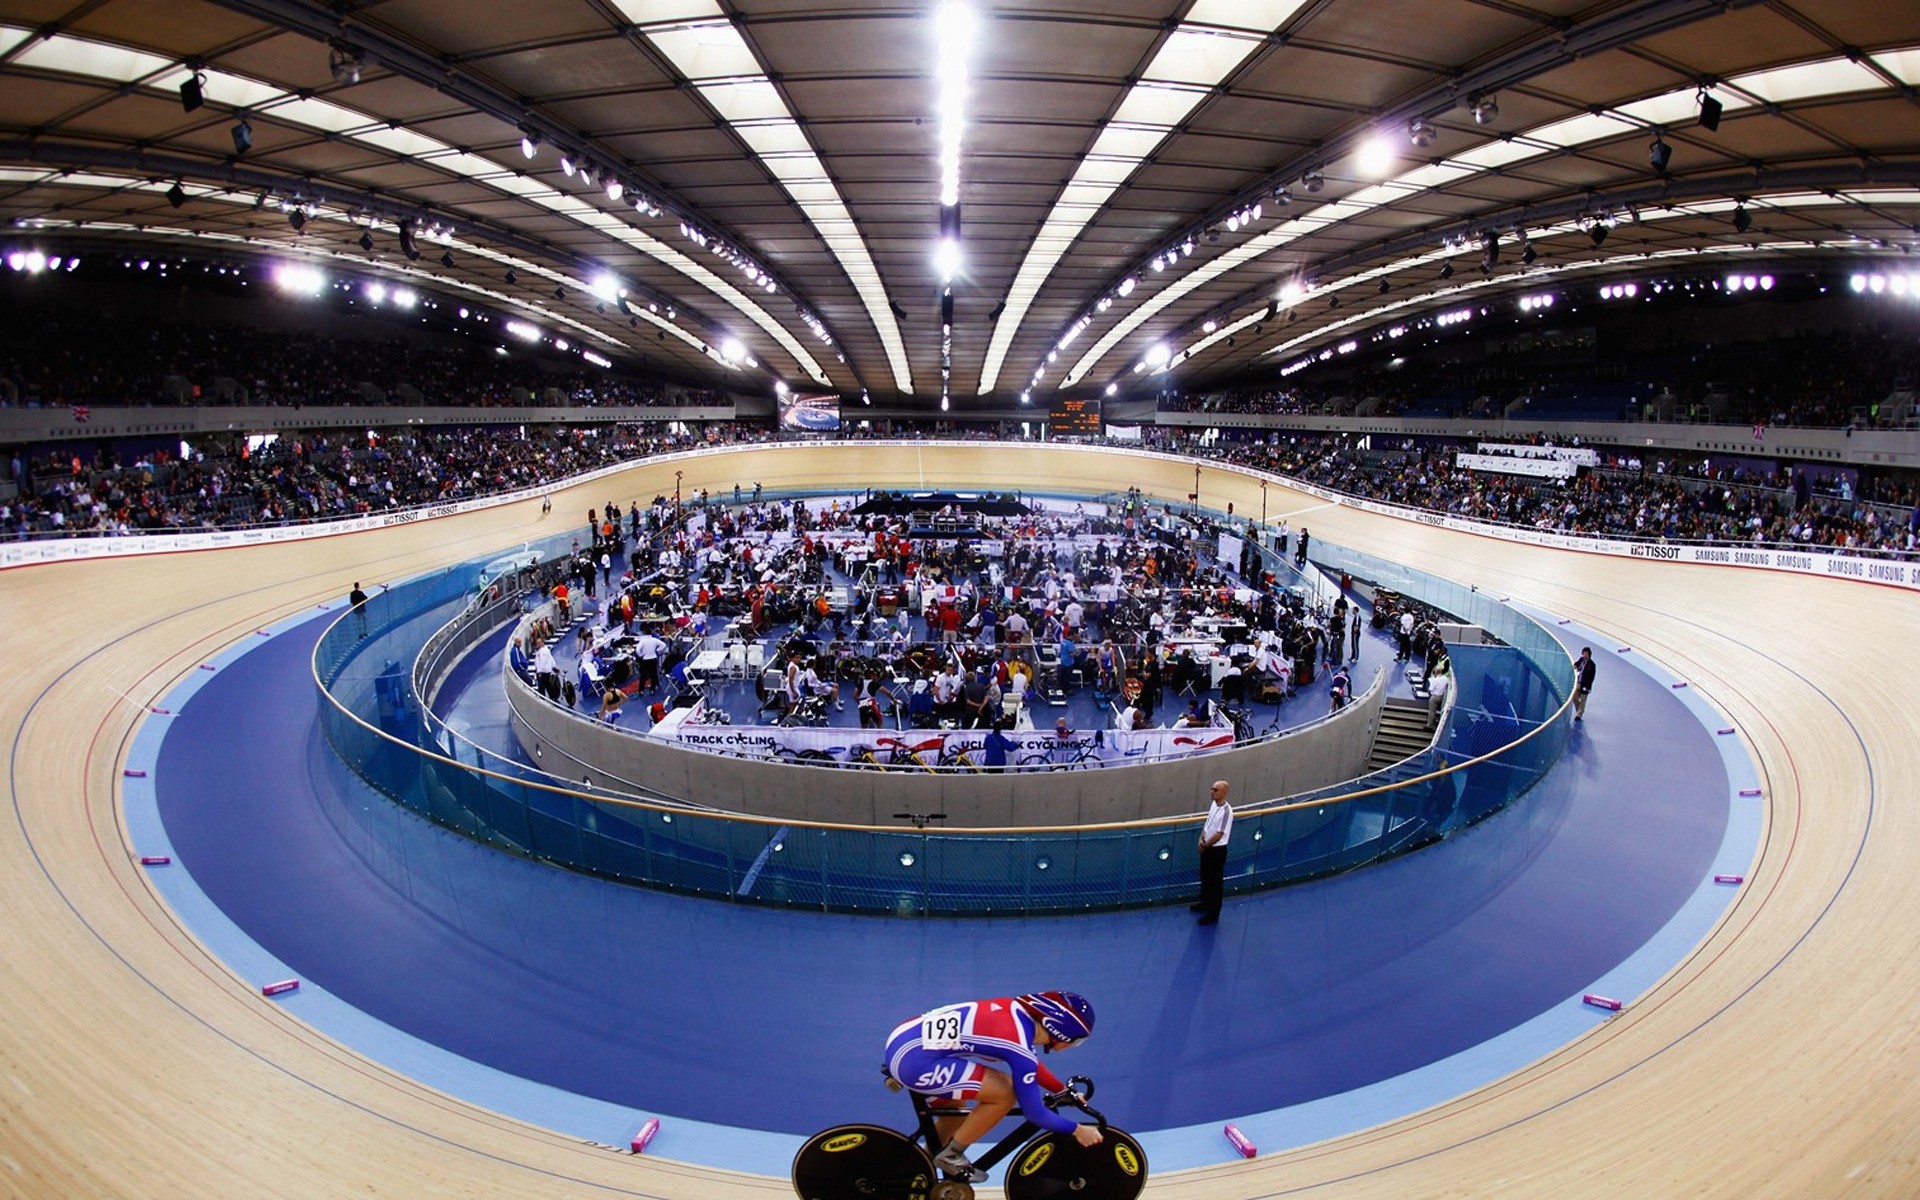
left=1063, top=44, right=1920, bottom=389
left=0, top=149, right=749, bottom=367
left=187, top=1, right=838, bottom=385
left=618, top=3, right=915, bottom=394
left=1127, top=165, right=1920, bottom=386
left=975, top=0, right=1311, bottom=395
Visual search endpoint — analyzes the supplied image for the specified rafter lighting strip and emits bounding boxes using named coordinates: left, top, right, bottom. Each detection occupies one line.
left=624, top=2, right=913, bottom=393
left=1257, top=237, right=1859, bottom=377
left=1063, top=44, right=1920, bottom=389
left=1144, top=192, right=1918, bottom=383
left=0, top=22, right=826, bottom=385
left=976, top=0, right=1310, bottom=393
left=0, top=189, right=641, bottom=353
left=0, top=166, right=767, bottom=367
left=935, top=1, right=973, bottom=410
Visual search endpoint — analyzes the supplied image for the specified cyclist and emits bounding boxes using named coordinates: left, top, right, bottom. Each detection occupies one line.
left=884, top=990, right=1103, bottom=1182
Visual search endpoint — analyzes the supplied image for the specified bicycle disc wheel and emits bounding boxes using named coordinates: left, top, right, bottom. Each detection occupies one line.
left=792, top=1124, right=934, bottom=1200
left=1003, top=1129, right=1147, bottom=1200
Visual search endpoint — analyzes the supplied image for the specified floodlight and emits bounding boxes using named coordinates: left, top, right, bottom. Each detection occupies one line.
left=1697, top=90, right=1722, bottom=132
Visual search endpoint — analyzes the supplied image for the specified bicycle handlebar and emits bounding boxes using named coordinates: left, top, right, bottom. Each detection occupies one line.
left=1044, top=1075, right=1108, bottom=1126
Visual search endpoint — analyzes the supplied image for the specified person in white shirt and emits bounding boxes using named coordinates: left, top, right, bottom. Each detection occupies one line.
left=632, top=630, right=667, bottom=691
left=1115, top=703, right=1143, bottom=732
left=532, top=640, right=561, bottom=701
left=1192, top=779, right=1233, bottom=925
left=933, top=666, right=961, bottom=725
left=1427, top=660, right=1452, bottom=721
left=783, top=657, right=805, bottom=711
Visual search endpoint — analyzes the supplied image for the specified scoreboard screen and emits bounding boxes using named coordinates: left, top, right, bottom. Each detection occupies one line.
left=1049, top=397, right=1103, bottom=435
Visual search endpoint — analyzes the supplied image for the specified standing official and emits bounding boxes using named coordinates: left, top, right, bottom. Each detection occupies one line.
left=1573, top=647, right=1597, bottom=721
left=1191, top=780, right=1234, bottom=925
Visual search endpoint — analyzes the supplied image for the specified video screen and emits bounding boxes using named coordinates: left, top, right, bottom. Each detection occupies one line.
left=779, top=392, right=841, bottom=433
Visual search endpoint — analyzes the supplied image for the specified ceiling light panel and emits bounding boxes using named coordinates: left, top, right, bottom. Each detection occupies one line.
left=733, top=120, right=813, bottom=155
left=1142, top=29, right=1268, bottom=87
left=1522, top=111, right=1636, bottom=149
left=1183, top=0, right=1311, bottom=32
left=639, top=13, right=912, bottom=392
left=1732, top=58, right=1883, bottom=103
left=0, top=22, right=833, bottom=386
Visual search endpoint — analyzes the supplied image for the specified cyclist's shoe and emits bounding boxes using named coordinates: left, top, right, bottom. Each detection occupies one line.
left=933, top=1145, right=988, bottom=1183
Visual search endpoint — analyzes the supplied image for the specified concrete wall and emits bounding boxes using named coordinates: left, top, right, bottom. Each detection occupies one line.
left=506, top=666, right=1385, bottom=829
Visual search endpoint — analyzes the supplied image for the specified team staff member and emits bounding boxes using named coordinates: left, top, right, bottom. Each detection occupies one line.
left=1573, top=647, right=1597, bottom=720
left=884, top=991, right=1101, bottom=1182
left=1192, top=779, right=1233, bottom=925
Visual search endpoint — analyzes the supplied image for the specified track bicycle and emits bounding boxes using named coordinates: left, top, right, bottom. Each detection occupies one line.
left=792, top=1074, right=1146, bottom=1200
left=1017, top=728, right=1105, bottom=771
left=938, top=743, right=988, bottom=772
left=873, top=734, right=948, bottom=771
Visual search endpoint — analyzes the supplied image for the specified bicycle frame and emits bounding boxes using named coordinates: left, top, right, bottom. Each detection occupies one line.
left=903, top=1077, right=1105, bottom=1177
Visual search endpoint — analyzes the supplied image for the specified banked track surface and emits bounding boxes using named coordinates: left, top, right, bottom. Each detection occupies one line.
left=2, top=442, right=1915, bottom=1199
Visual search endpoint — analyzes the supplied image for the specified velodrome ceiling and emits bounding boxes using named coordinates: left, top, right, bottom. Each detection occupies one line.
left=2, top=0, right=1919, bottom=405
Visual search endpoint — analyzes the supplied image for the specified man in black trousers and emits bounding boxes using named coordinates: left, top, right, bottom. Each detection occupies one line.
left=1191, top=779, right=1234, bottom=925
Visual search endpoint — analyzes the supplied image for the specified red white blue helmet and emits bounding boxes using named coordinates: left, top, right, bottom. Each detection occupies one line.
left=1020, top=990, right=1095, bottom=1043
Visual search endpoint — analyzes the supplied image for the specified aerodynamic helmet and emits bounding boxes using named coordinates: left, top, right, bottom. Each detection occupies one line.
left=1020, top=990, right=1095, bottom=1043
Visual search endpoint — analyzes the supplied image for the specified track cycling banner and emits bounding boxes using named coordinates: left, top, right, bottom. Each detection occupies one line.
left=651, top=715, right=1234, bottom=767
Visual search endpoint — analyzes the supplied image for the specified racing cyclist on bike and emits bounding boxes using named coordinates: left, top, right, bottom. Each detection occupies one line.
left=883, top=990, right=1103, bottom=1182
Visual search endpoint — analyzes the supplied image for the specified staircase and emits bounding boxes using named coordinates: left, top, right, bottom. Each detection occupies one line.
left=1366, top=699, right=1435, bottom=774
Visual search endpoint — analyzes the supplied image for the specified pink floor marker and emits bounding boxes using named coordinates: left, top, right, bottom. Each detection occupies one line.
left=1739, top=788, right=1762, bottom=797
left=1717, top=727, right=1736, bottom=736
left=1671, top=681, right=1689, bottom=689
left=1223, top=1123, right=1256, bottom=1158
left=630, top=1117, right=660, bottom=1153
left=1714, top=874, right=1744, bottom=885
left=139, top=855, right=171, bottom=866
left=124, top=768, right=147, bottom=778
left=1582, top=993, right=1623, bottom=1011
left=261, top=979, right=300, bottom=997
left=199, top=663, right=217, bottom=671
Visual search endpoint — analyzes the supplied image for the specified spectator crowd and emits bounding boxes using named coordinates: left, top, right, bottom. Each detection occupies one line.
left=1161, top=323, right=1920, bottom=430
left=0, top=306, right=1915, bottom=556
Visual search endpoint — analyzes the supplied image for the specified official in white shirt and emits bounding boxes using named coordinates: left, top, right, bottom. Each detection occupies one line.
left=1191, top=779, right=1233, bottom=925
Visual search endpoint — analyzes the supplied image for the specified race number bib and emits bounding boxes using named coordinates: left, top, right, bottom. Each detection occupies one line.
left=920, top=1006, right=966, bottom=1050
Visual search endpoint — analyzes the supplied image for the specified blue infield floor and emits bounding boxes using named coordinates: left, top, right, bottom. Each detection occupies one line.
left=126, top=593, right=1756, bottom=1177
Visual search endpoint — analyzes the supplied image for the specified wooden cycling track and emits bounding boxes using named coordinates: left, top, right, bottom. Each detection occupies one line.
left=2, top=441, right=1914, bottom=1199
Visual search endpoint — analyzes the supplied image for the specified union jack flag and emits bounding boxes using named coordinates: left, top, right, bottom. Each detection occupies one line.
left=71, top=405, right=90, bottom=423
